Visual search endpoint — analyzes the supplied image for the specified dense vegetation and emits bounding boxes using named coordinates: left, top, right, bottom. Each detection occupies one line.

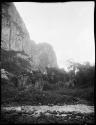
left=1, top=49, right=94, bottom=106
left=1, top=49, right=31, bottom=74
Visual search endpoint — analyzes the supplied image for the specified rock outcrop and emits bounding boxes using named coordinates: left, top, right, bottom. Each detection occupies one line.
left=1, top=2, right=58, bottom=73
left=1, top=2, right=30, bottom=52
left=36, top=43, right=58, bottom=72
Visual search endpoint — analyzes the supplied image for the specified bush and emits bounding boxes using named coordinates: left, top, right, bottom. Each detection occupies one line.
left=43, top=81, right=57, bottom=90
left=1, top=78, right=9, bottom=85
left=56, top=81, right=64, bottom=88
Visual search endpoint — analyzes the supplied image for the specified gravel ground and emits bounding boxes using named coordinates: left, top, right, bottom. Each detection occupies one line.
left=1, top=104, right=94, bottom=124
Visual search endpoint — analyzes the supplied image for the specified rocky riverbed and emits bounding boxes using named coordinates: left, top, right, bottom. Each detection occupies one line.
left=1, top=104, right=94, bottom=124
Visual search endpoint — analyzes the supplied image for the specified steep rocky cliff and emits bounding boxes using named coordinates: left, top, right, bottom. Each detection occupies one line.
left=1, top=2, right=30, bottom=53
left=1, top=2, right=58, bottom=73
left=36, top=43, right=58, bottom=72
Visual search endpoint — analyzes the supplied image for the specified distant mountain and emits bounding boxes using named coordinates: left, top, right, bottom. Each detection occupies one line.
left=1, top=2, right=58, bottom=73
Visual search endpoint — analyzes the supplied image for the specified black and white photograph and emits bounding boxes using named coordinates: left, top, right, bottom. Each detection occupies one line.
left=1, top=1, right=95, bottom=124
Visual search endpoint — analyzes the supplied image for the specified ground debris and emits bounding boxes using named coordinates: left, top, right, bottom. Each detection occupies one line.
left=1, top=104, right=94, bottom=124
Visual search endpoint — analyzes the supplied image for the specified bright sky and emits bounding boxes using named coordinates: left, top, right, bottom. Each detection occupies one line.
left=14, top=2, right=95, bottom=69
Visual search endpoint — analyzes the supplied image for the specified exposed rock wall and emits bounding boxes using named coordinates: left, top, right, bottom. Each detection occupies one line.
left=1, top=2, right=30, bottom=52
left=1, top=2, right=58, bottom=73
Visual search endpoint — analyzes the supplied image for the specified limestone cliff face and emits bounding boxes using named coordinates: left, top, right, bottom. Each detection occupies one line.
left=1, top=2, right=30, bottom=53
left=36, top=43, right=58, bottom=72
left=1, top=2, right=58, bottom=73
left=28, top=42, right=58, bottom=72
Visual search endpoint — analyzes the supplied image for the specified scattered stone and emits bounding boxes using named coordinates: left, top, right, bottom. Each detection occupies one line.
left=1, top=104, right=94, bottom=124
left=47, top=110, right=52, bottom=113
left=39, top=103, right=41, bottom=105
left=52, top=111, right=58, bottom=114
left=75, top=116, right=81, bottom=119
left=45, top=112, right=52, bottom=116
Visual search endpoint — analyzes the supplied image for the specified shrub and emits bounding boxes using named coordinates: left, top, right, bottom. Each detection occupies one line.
left=56, top=81, right=64, bottom=88
left=43, top=81, right=57, bottom=90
